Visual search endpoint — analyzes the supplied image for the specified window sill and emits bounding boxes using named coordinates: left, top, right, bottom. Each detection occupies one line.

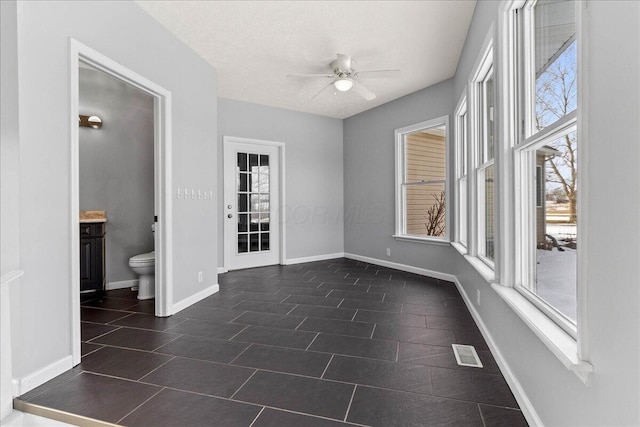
left=392, top=235, right=451, bottom=246
left=451, top=241, right=468, bottom=256
left=464, top=254, right=495, bottom=283
left=491, top=284, right=593, bottom=385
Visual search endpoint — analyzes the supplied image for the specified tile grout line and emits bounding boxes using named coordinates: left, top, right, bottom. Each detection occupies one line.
left=164, top=316, right=190, bottom=331
left=286, top=304, right=300, bottom=315
left=395, top=342, right=399, bottom=362
left=116, top=386, right=166, bottom=424
left=294, top=316, right=308, bottom=330
left=104, top=312, right=135, bottom=325
left=320, top=354, right=335, bottom=379
left=370, top=324, right=377, bottom=339
left=107, top=320, right=187, bottom=334
left=305, top=332, right=320, bottom=351
left=228, top=324, right=250, bottom=341
left=478, top=403, right=488, bottom=427
left=248, top=406, right=266, bottom=427
left=150, top=334, right=183, bottom=352
left=343, top=384, right=358, bottom=422
left=428, top=365, right=435, bottom=398
left=336, top=298, right=345, bottom=308
left=88, top=366, right=491, bottom=408
left=228, top=310, right=248, bottom=323
left=351, top=309, right=359, bottom=322
left=228, top=343, right=253, bottom=365
left=137, top=356, right=176, bottom=382
left=246, top=402, right=371, bottom=427
left=84, top=325, right=124, bottom=343
left=229, top=369, right=259, bottom=400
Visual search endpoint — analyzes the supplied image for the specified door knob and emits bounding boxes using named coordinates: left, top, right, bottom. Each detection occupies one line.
left=227, top=214, right=233, bottom=218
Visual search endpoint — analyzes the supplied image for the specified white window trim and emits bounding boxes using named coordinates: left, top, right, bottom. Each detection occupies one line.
left=514, top=115, right=578, bottom=338
left=454, top=94, right=468, bottom=248
left=491, top=0, right=592, bottom=384
left=394, top=116, right=450, bottom=243
left=468, top=30, right=496, bottom=270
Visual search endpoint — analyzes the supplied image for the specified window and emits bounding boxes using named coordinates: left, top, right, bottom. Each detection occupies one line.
left=476, top=66, right=496, bottom=265
left=514, top=0, right=578, bottom=334
left=455, top=98, right=468, bottom=247
left=395, top=117, right=449, bottom=241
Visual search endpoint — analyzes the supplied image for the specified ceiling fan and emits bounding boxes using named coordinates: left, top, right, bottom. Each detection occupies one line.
left=287, top=53, right=401, bottom=101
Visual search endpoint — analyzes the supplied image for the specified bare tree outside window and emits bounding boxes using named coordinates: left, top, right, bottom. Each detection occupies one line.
left=424, top=190, right=445, bottom=237
left=536, top=41, right=577, bottom=224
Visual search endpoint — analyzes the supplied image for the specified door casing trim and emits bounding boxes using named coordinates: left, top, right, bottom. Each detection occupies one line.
left=70, top=38, right=173, bottom=366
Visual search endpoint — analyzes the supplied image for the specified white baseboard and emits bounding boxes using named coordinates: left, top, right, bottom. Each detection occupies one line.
left=12, top=356, right=73, bottom=397
left=343, top=253, right=457, bottom=283
left=172, top=284, right=220, bottom=314
left=284, top=252, right=345, bottom=265
left=105, top=279, right=138, bottom=290
left=217, top=267, right=228, bottom=274
left=451, top=277, right=542, bottom=426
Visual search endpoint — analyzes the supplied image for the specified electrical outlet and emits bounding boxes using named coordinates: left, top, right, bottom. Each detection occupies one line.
left=198, top=272, right=203, bottom=283
left=386, top=248, right=391, bottom=257
left=476, top=289, right=481, bottom=306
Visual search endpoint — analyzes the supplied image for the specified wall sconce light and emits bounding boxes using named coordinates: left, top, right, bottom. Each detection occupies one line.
left=79, top=115, right=102, bottom=129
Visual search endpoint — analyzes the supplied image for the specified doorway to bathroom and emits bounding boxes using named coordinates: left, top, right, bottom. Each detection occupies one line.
left=70, top=39, right=173, bottom=366
left=223, top=137, right=285, bottom=270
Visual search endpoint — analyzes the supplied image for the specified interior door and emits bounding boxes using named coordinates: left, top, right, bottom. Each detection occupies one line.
left=224, top=139, right=280, bottom=270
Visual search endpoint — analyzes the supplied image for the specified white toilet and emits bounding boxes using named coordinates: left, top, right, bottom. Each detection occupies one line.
left=129, top=224, right=155, bottom=300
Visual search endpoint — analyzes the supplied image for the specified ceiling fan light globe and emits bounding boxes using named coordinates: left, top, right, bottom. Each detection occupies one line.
left=333, top=78, right=354, bottom=92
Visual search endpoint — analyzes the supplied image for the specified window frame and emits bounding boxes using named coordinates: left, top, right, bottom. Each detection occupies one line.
left=515, top=116, right=579, bottom=337
left=513, top=0, right=580, bottom=338
left=454, top=95, right=468, bottom=248
left=394, top=116, right=450, bottom=243
left=469, top=40, right=496, bottom=269
left=493, top=0, right=592, bottom=383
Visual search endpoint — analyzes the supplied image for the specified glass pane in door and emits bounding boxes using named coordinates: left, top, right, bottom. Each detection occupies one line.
left=237, top=151, right=271, bottom=254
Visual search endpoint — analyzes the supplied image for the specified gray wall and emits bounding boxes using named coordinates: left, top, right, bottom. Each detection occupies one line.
left=79, top=67, right=155, bottom=284
left=217, top=98, right=344, bottom=265
left=1, top=0, right=21, bottom=277
left=0, top=1, right=23, bottom=412
left=13, top=0, right=217, bottom=380
left=343, top=80, right=457, bottom=274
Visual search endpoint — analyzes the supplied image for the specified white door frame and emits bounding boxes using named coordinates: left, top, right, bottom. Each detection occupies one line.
left=223, top=136, right=286, bottom=270
left=69, top=39, right=173, bottom=365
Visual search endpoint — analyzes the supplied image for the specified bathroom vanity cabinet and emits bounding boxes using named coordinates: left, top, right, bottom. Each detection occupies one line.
left=80, top=222, right=105, bottom=300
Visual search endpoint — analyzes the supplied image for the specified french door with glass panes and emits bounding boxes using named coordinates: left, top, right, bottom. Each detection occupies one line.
left=223, top=138, right=281, bottom=270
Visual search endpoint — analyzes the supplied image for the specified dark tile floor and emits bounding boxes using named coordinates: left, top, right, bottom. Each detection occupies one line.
left=17, top=258, right=528, bottom=426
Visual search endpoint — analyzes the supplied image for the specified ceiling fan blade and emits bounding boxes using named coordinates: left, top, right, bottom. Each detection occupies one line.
left=287, top=73, right=335, bottom=78
left=312, top=81, right=336, bottom=99
left=353, top=81, right=376, bottom=101
left=356, top=70, right=402, bottom=79
left=335, top=53, right=352, bottom=71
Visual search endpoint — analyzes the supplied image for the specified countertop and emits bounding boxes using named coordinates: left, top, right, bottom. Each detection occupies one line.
left=80, top=210, right=107, bottom=223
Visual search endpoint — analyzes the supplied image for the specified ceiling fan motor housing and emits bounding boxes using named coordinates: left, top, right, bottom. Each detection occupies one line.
left=330, top=57, right=356, bottom=78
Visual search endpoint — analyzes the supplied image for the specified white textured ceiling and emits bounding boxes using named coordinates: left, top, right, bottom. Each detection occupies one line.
left=136, top=1, right=476, bottom=119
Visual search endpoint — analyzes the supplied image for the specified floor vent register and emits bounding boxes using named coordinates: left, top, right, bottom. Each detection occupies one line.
left=452, top=344, right=483, bottom=368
